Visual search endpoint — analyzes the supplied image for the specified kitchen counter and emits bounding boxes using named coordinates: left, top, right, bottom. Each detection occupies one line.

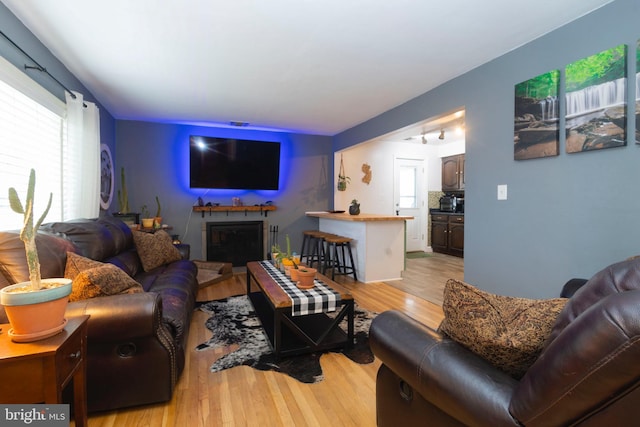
left=305, top=211, right=413, bottom=283
left=305, top=212, right=413, bottom=221
left=429, top=209, right=464, bottom=215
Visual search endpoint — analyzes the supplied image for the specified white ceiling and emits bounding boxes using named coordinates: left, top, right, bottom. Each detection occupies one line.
left=3, top=0, right=612, bottom=136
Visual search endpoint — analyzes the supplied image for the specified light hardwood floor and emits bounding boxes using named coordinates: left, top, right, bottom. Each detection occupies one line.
left=388, top=252, right=464, bottom=306
left=74, top=257, right=462, bottom=427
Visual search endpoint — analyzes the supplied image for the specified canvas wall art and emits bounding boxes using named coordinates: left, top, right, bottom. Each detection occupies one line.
left=514, top=70, right=560, bottom=160
left=636, top=39, right=640, bottom=144
left=565, top=44, right=627, bottom=153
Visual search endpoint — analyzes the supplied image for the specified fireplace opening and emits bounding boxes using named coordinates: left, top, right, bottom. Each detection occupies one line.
left=205, top=221, right=264, bottom=266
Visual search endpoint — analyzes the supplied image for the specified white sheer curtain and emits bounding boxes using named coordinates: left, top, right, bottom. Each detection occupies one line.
left=64, top=91, right=100, bottom=219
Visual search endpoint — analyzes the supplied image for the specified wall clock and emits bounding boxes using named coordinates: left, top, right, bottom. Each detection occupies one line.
left=100, top=144, right=114, bottom=210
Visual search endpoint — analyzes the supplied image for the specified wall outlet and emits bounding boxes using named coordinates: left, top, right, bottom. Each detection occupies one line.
left=497, top=184, right=508, bottom=200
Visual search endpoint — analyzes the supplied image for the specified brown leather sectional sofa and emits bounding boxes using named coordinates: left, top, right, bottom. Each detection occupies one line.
left=370, top=257, right=640, bottom=426
left=0, top=215, right=199, bottom=412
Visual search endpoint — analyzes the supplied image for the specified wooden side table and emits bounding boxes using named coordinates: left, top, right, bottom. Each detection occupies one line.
left=0, top=315, right=89, bottom=427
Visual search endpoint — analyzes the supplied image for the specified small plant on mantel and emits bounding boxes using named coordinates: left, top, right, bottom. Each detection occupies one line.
left=8, top=169, right=52, bottom=291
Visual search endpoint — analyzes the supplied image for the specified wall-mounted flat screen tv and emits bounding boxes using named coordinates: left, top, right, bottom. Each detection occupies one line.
left=189, top=135, right=281, bottom=190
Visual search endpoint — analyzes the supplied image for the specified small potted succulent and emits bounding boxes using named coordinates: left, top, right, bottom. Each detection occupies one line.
left=349, top=199, right=360, bottom=215
left=0, top=169, right=72, bottom=342
left=140, top=204, right=154, bottom=229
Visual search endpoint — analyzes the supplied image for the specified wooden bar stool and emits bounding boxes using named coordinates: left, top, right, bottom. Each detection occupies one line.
left=303, top=230, right=330, bottom=271
left=323, top=234, right=357, bottom=281
left=299, top=230, right=316, bottom=265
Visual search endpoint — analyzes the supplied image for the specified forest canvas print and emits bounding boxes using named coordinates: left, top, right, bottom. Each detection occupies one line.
left=565, top=44, right=627, bottom=153
left=514, top=70, right=560, bottom=160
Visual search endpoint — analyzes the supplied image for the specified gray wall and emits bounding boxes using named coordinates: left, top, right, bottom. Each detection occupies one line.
left=115, top=120, right=333, bottom=258
left=0, top=2, right=116, bottom=156
left=335, top=0, right=640, bottom=298
left=5, top=0, right=639, bottom=298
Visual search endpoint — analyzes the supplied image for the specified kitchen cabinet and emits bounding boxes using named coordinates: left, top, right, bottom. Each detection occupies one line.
left=431, top=213, right=464, bottom=257
left=442, top=154, right=465, bottom=191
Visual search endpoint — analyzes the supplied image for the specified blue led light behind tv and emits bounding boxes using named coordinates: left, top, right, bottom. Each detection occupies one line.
left=189, top=135, right=281, bottom=190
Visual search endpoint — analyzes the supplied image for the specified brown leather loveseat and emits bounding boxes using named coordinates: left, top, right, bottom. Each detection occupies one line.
left=370, top=257, right=640, bottom=426
left=0, top=215, right=199, bottom=412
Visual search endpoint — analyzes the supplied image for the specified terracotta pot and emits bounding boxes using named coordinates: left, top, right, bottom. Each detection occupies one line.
left=289, top=267, right=300, bottom=281
left=154, top=216, right=162, bottom=228
left=297, top=268, right=317, bottom=289
left=0, top=278, right=72, bottom=342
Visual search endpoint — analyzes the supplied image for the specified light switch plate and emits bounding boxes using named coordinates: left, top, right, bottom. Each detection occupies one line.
left=497, top=184, right=508, bottom=200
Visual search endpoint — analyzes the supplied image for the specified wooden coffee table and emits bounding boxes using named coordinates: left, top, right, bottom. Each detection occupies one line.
left=246, top=261, right=354, bottom=360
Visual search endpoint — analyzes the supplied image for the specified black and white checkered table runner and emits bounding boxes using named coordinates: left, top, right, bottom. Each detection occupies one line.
left=259, top=261, right=342, bottom=316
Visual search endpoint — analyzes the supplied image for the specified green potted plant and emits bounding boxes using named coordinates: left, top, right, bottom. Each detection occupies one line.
left=337, top=154, right=350, bottom=191
left=0, top=169, right=72, bottom=342
left=349, top=199, right=360, bottom=215
left=117, top=167, right=130, bottom=213
left=140, top=204, right=154, bottom=228
left=277, top=235, right=300, bottom=278
left=154, top=195, right=162, bottom=229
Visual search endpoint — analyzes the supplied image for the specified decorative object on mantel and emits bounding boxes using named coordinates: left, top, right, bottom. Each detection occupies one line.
left=0, top=169, right=72, bottom=342
left=337, top=154, right=350, bottom=191
left=117, top=167, right=130, bottom=213
left=349, top=199, right=360, bottom=216
left=154, top=195, right=162, bottom=228
left=195, top=295, right=375, bottom=383
left=361, top=163, right=371, bottom=184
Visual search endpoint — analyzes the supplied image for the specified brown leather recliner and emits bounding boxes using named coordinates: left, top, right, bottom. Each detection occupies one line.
left=370, top=257, right=640, bottom=426
left=0, top=215, right=199, bottom=412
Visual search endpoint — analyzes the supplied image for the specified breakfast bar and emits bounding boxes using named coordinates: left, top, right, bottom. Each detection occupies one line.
left=305, top=212, right=413, bottom=283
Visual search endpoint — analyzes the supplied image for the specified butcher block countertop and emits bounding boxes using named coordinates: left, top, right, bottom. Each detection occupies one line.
left=305, top=212, right=413, bottom=221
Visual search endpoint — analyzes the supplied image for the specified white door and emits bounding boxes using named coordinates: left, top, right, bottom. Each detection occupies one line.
left=394, top=158, right=426, bottom=252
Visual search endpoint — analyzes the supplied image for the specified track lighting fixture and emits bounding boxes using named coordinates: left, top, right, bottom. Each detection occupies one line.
left=439, top=129, right=445, bottom=140
left=421, top=133, right=427, bottom=144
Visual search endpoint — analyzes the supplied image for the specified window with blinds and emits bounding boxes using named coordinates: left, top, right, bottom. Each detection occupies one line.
left=0, top=59, right=66, bottom=231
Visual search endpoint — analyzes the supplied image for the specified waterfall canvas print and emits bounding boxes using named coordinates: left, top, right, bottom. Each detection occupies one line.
left=514, top=70, right=560, bottom=160
left=565, top=44, right=627, bottom=153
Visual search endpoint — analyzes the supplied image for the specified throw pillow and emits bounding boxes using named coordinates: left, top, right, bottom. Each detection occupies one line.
left=438, top=279, right=568, bottom=379
left=64, top=251, right=104, bottom=280
left=69, top=264, right=143, bottom=302
left=64, top=252, right=143, bottom=302
left=132, top=230, right=182, bottom=272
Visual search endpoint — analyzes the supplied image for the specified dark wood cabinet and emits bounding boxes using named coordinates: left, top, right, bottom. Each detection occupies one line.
left=431, top=213, right=464, bottom=257
left=442, top=154, right=465, bottom=191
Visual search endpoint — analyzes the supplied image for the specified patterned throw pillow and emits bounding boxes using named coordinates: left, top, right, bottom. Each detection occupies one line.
left=438, top=279, right=568, bottom=379
left=64, top=252, right=143, bottom=302
left=132, top=230, right=182, bottom=272
left=65, top=251, right=104, bottom=280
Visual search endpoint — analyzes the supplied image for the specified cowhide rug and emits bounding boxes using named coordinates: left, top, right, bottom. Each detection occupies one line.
left=195, top=295, right=376, bottom=383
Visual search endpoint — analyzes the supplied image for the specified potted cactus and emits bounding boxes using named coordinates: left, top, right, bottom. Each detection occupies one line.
left=277, top=235, right=300, bottom=278
left=0, top=169, right=72, bottom=342
left=154, top=195, right=162, bottom=228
